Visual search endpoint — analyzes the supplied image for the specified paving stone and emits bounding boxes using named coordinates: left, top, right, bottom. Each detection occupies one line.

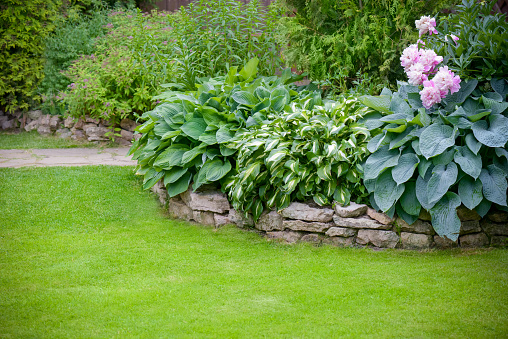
left=481, top=220, right=508, bottom=236
left=121, top=129, right=134, bottom=141
left=120, top=118, right=138, bottom=132
left=334, top=202, right=367, bottom=218
left=300, top=233, right=322, bottom=244
left=64, top=117, right=75, bottom=128
left=27, top=110, right=42, bottom=120
left=181, top=188, right=230, bottom=213
left=460, top=220, right=481, bottom=235
left=214, top=214, right=233, bottom=227
left=168, top=198, right=193, bottom=221
left=193, top=210, right=216, bottom=226
left=281, top=202, right=334, bottom=222
left=228, top=209, right=254, bottom=228
left=366, top=207, right=395, bottom=225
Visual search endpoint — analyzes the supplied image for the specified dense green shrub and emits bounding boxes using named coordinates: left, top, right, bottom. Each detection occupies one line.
left=275, top=0, right=458, bottom=93
left=0, top=0, right=60, bottom=113
left=60, top=9, right=177, bottom=121
left=128, top=59, right=308, bottom=196
left=229, top=95, right=372, bottom=220
left=39, top=9, right=108, bottom=114
left=168, top=0, right=283, bottom=84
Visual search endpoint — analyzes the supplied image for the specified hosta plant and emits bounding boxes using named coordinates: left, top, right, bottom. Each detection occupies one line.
left=128, top=58, right=308, bottom=196
left=227, top=95, right=373, bottom=221
left=360, top=78, right=508, bottom=241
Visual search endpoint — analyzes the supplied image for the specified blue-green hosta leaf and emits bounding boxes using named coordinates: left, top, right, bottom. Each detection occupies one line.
left=431, top=148, right=455, bottom=165
left=252, top=98, right=270, bottom=114
left=454, top=146, right=482, bottom=179
left=164, top=167, right=187, bottom=185
left=153, top=144, right=190, bottom=168
left=161, top=130, right=182, bottom=140
left=491, top=78, right=508, bottom=96
left=475, top=198, right=492, bottom=218
left=412, top=139, right=422, bottom=156
left=419, top=124, right=457, bottom=159
left=467, top=109, right=491, bottom=122
left=380, top=113, right=412, bottom=124
left=390, top=126, right=416, bottom=149
left=408, top=93, right=424, bottom=109
left=219, top=144, right=236, bottom=156
left=472, top=114, right=508, bottom=147
left=416, top=171, right=436, bottom=210
left=254, top=86, right=271, bottom=100
left=427, top=162, right=458, bottom=205
left=417, top=158, right=432, bottom=178
left=180, top=118, right=207, bottom=140
left=216, top=126, right=234, bottom=143
left=399, top=181, right=421, bottom=216
left=205, top=158, right=232, bottom=182
left=153, top=121, right=172, bottom=137
left=479, top=165, right=508, bottom=206
left=271, top=86, right=290, bottom=104
left=429, top=192, right=462, bottom=242
left=143, top=168, right=165, bottom=190
left=458, top=176, right=483, bottom=210
left=359, top=95, right=391, bottom=113
left=363, top=145, right=400, bottom=180
left=445, top=79, right=478, bottom=105
left=231, top=91, right=258, bottom=106
left=465, top=133, right=482, bottom=155
left=367, top=132, right=391, bottom=153
left=166, top=171, right=192, bottom=197
left=391, top=153, right=419, bottom=185
left=374, top=170, right=405, bottom=212
left=389, top=94, right=412, bottom=115
left=360, top=112, right=384, bottom=130
left=396, top=203, right=419, bottom=225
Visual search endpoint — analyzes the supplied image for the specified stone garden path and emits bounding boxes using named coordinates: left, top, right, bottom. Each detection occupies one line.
left=0, top=148, right=136, bottom=168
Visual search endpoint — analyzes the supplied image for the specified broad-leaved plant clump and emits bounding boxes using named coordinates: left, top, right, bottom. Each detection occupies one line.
left=128, top=59, right=308, bottom=197
left=360, top=12, right=508, bottom=241
left=228, top=95, right=372, bottom=220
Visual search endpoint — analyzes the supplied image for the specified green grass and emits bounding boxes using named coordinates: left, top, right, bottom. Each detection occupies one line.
left=0, top=131, right=120, bottom=149
left=0, top=166, right=507, bottom=338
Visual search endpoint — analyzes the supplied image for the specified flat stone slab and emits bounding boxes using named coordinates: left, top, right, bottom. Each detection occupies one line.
left=0, top=148, right=136, bottom=167
left=281, top=202, right=334, bottom=222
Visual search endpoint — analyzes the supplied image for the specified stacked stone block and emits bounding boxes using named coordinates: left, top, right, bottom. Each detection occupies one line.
left=149, top=183, right=508, bottom=250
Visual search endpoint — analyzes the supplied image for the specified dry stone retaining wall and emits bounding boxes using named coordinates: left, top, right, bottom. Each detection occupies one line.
left=150, top=182, right=508, bottom=250
left=0, top=110, right=138, bottom=145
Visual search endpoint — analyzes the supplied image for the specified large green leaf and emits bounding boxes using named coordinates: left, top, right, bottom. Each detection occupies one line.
left=363, top=145, right=400, bottom=180
left=472, top=114, right=508, bottom=147
left=453, top=146, right=482, bottom=179
left=181, top=144, right=206, bottom=164
left=143, top=168, right=165, bottom=190
left=465, top=133, right=482, bottom=155
left=205, top=158, right=232, bottom=182
left=399, top=181, right=421, bottom=216
left=391, top=153, right=419, bottom=185
left=153, top=144, right=190, bottom=168
left=396, top=203, right=419, bottom=225
left=427, top=162, right=458, bottom=205
left=429, top=192, right=462, bottom=242
left=445, top=79, right=478, bottom=105
left=239, top=57, right=259, bottom=81
left=359, top=95, right=391, bottom=113
left=216, top=125, right=235, bottom=143
left=164, top=167, right=188, bottom=185
left=374, top=170, right=405, bottom=212
left=180, top=118, right=207, bottom=140
left=458, top=176, right=483, bottom=210
left=416, top=171, right=435, bottom=210
left=270, top=95, right=287, bottom=112
left=166, top=171, right=192, bottom=197
left=479, top=165, right=508, bottom=206
left=419, top=124, right=456, bottom=159
left=231, top=91, right=258, bottom=106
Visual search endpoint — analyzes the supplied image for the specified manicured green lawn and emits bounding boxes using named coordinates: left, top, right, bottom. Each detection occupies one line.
left=0, top=131, right=119, bottom=149
left=1, top=166, right=507, bottom=338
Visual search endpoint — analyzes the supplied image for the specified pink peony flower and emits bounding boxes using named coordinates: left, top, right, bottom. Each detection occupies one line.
left=400, top=44, right=420, bottom=71
left=407, top=63, right=428, bottom=86
left=445, top=34, right=460, bottom=45
left=419, top=49, right=443, bottom=72
left=420, top=80, right=442, bottom=109
left=432, top=66, right=461, bottom=98
left=415, top=16, right=438, bottom=36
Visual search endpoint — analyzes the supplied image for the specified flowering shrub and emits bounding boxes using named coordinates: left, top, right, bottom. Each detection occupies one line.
left=359, top=13, right=508, bottom=242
